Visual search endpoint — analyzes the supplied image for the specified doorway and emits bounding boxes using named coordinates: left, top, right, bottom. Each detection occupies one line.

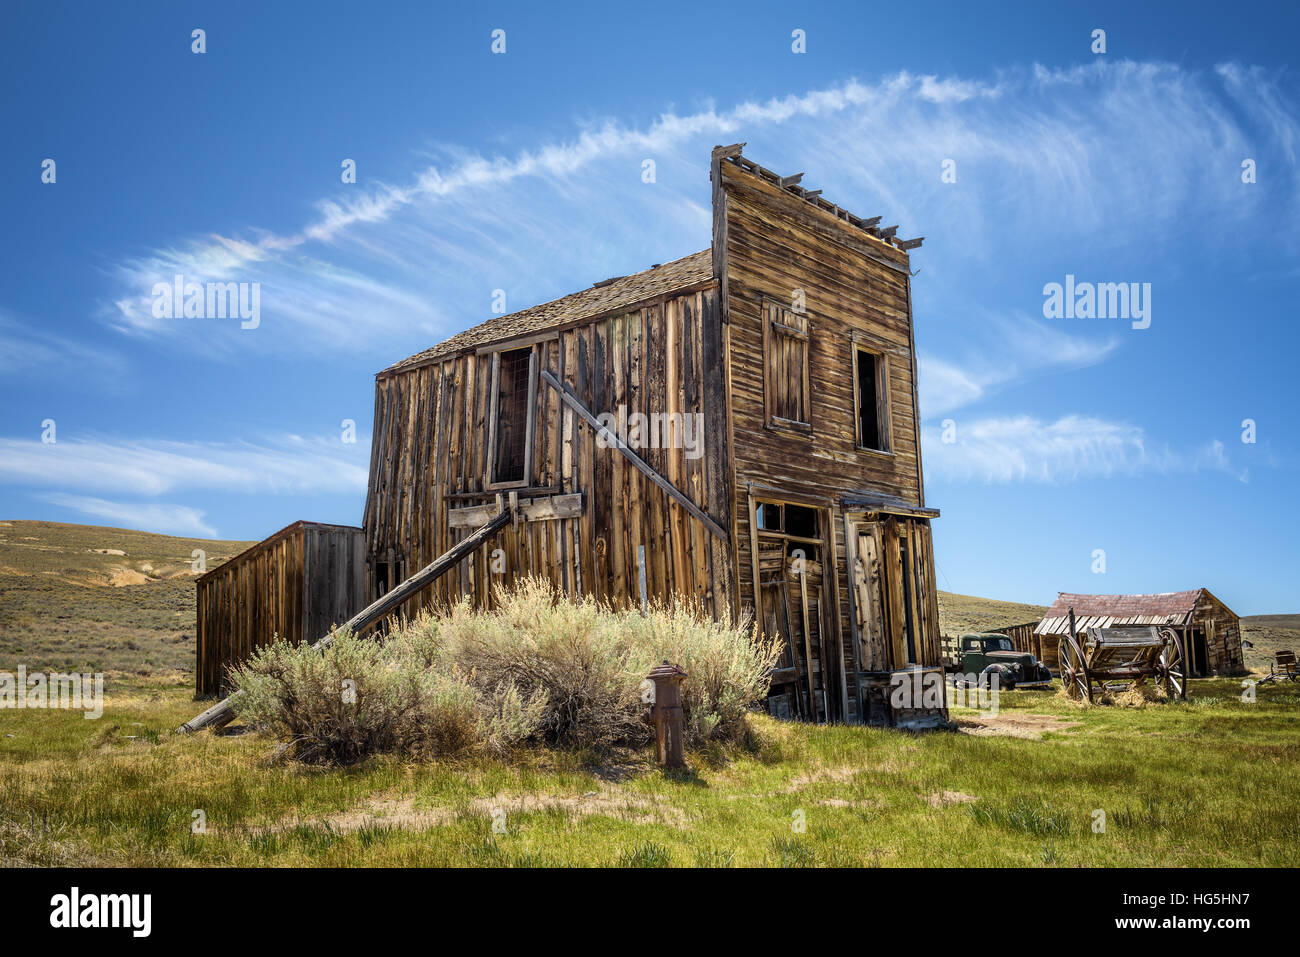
left=752, top=499, right=831, bottom=722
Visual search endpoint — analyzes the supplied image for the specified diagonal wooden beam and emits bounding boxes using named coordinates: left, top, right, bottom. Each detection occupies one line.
left=177, top=510, right=512, bottom=734
left=540, top=369, right=728, bottom=540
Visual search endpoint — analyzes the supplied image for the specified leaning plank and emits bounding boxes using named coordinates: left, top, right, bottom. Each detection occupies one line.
left=538, top=369, right=728, bottom=541
left=177, top=509, right=512, bottom=734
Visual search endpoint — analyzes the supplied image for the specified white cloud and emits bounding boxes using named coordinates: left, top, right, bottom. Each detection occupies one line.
left=923, top=414, right=1248, bottom=484
left=93, top=59, right=1300, bottom=362
left=41, top=494, right=217, bottom=538
left=0, top=435, right=370, bottom=497
left=918, top=310, right=1119, bottom=416
left=0, top=312, right=127, bottom=379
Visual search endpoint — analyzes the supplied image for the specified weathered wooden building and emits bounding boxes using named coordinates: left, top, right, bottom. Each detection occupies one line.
left=195, top=521, right=366, bottom=694
left=1034, top=590, right=1244, bottom=677
left=197, top=145, right=945, bottom=727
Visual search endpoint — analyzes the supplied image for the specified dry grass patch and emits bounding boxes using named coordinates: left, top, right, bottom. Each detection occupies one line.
left=955, top=713, right=1082, bottom=740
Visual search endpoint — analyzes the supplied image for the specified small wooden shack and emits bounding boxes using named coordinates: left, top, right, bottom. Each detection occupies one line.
left=196, top=145, right=945, bottom=727
left=1034, top=590, right=1244, bottom=677
left=195, top=521, right=366, bottom=694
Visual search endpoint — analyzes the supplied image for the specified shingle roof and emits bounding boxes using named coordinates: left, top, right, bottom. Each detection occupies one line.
left=1035, top=590, right=1205, bottom=635
left=381, top=250, right=713, bottom=375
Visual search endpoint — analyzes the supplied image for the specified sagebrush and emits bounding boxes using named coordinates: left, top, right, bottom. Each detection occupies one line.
left=231, top=578, right=779, bottom=763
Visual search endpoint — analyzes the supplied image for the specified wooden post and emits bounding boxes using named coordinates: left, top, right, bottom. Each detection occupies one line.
left=637, top=544, right=648, bottom=613
left=648, top=660, right=687, bottom=769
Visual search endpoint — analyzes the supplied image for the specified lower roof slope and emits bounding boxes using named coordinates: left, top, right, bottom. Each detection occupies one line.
left=381, top=249, right=712, bottom=375
left=1034, top=589, right=1232, bottom=635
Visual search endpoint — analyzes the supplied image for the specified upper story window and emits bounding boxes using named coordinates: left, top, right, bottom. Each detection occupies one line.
left=763, top=301, right=810, bottom=429
left=488, top=346, right=537, bottom=487
left=853, top=344, right=891, bottom=453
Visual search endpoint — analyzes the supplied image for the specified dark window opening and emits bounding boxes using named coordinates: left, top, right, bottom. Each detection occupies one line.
left=784, top=503, right=819, bottom=539
left=856, top=348, right=885, bottom=451
left=756, top=503, right=783, bottom=531
left=492, top=347, right=532, bottom=485
left=1190, top=629, right=1210, bottom=677
left=785, top=541, right=819, bottom=563
left=373, top=559, right=403, bottom=599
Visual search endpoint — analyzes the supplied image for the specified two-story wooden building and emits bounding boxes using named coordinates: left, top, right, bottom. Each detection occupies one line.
left=197, top=145, right=945, bottom=727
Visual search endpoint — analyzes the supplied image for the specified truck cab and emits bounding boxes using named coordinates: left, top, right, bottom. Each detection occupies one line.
left=954, top=633, right=1053, bottom=689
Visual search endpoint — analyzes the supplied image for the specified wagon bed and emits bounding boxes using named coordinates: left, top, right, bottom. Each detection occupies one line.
left=1057, top=612, right=1186, bottom=702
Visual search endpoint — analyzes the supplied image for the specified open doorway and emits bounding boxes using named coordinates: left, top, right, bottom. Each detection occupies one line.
left=752, top=499, right=830, bottom=722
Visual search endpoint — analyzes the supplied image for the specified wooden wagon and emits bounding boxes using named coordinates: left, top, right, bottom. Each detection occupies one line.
left=1056, top=610, right=1186, bottom=702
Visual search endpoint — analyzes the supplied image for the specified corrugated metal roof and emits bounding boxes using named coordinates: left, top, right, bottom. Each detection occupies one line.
left=1034, top=590, right=1204, bottom=635
left=380, top=250, right=713, bottom=375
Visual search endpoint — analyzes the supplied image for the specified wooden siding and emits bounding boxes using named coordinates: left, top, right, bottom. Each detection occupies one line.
left=1192, top=589, right=1245, bottom=675
left=361, top=284, right=734, bottom=620
left=715, top=157, right=939, bottom=723
left=983, top=622, right=1049, bottom=668
left=203, top=149, right=942, bottom=727
left=195, top=522, right=365, bottom=695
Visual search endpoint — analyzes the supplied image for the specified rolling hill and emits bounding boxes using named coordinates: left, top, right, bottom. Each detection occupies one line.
left=0, top=520, right=252, bottom=675
left=0, top=520, right=1291, bottom=678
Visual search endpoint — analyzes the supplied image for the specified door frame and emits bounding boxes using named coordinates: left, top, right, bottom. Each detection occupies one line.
left=746, top=484, right=845, bottom=722
left=843, top=510, right=944, bottom=722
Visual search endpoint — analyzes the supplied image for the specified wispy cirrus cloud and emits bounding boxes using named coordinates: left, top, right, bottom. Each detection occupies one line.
left=922, top=415, right=1248, bottom=484
left=40, top=493, right=217, bottom=538
left=918, top=309, right=1120, bottom=417
left=0, top=435, right=370, bottom=498
left=0, top=312, right=128, bottom=380
left=98, top=60, right=1300, bottom=365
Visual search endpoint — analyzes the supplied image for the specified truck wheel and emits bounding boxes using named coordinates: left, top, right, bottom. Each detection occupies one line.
left=982, top=664, right=1014, bottom=691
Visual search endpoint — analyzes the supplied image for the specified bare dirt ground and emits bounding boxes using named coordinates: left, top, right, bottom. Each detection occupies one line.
left=954, top=712, right=1082, bottom=740
left=239, top=788, right=692, bottom=837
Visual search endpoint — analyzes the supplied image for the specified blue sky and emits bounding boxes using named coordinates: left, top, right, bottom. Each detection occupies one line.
left=1, top=1, right=1296, bottom=613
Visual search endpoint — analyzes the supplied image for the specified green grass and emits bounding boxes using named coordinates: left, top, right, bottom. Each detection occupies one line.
left=1, top=674, right=1297, bottom=867
left=1, top=520, right=1297, bottom=868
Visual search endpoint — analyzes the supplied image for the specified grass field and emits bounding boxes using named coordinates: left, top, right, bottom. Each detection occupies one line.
left=1, top=520, right=1297, bottom=867
left=2, top=674, right=1297, bottom=867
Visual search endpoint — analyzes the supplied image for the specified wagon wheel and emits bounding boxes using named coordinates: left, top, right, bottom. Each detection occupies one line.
left=1155, top=628, right=1187, bottom=701
left=1057, top=634, right=1091, bottom=702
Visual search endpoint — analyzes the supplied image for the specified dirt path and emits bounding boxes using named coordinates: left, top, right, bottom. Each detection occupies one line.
left=954, top=712, right=1081, bottom=740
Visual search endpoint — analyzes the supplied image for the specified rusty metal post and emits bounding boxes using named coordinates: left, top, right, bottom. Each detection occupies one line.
left=647, top=660, right=687, bottom=769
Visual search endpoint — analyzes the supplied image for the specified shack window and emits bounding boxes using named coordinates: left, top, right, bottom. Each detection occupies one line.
left=783, top=503, right=819, bottom=539
left=756, top=502, right=783, bottom=531
left=373, top=558, right=404, bottom=599
left=853, top=346, right=890, bottom=452
left=489, top=346, right=536, bottom=487
left=763, top=302, right=810, bottom=428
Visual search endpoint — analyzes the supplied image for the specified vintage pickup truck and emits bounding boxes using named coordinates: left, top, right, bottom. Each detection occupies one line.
left=947, top=633, right=1054, bottom=689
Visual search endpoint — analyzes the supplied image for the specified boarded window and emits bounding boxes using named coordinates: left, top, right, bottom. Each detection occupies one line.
left=763, top=303, right=810, bottom=427
left=854, top=346, right=889, bottom=452
left=490, top=347, right=536, bottom=486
